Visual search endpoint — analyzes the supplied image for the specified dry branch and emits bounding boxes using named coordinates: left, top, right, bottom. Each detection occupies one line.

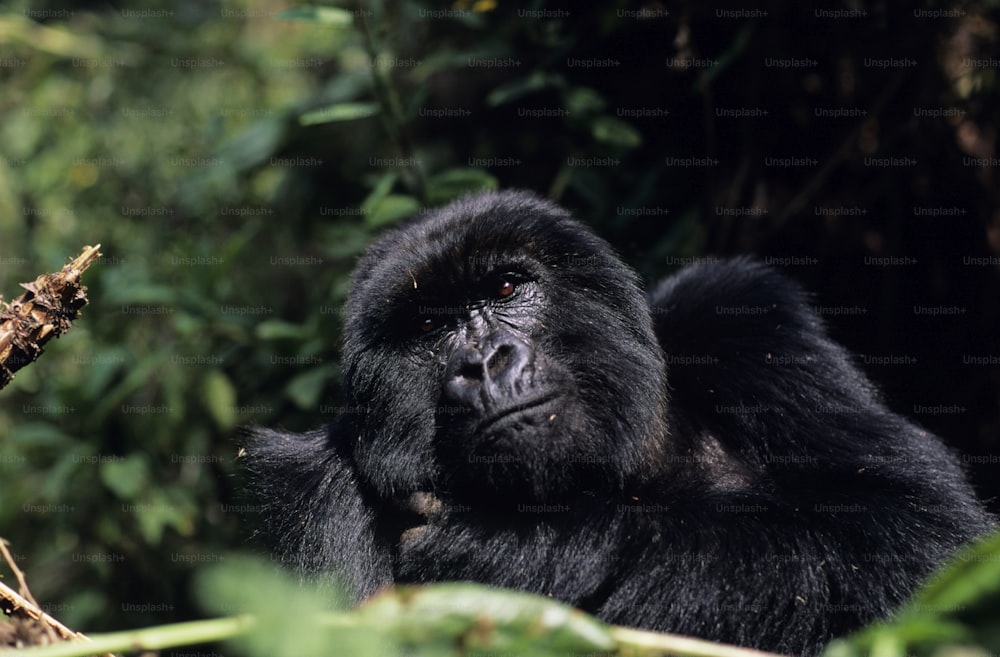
left=0, top=540, right=110, bottom=654
left=0, top=245, right=101, bottom=390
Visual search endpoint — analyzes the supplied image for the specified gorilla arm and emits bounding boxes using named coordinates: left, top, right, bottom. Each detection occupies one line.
left=243, top=422, right=393, bottom=599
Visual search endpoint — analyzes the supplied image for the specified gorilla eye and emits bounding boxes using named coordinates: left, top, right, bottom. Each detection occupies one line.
left=419, top=317, right=435, bottom=333
left=492, top=271, right=528, bottom=299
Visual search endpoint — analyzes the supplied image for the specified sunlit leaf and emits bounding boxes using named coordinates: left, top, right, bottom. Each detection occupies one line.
left=591, top=116, right=642, bottom=148
left=361, top=584, right=617, bottom=656
left=100, top=454, right=149, bottom=500
left=906, top=532, right=1000, bottom=613
left=565, top=86, right=605, bottom=115
left=300, top=102, right=380, bottom=126
left=196, top=556, right=374, bottom=657
left=202, top=369, right=237, bottom=430
left=277, top=6, right=353, bottom=26
left=135, top=489, right=196, bottom=543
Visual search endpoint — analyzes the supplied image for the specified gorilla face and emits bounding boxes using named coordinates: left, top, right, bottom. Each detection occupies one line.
left=341, top=191, right=668, bottom=503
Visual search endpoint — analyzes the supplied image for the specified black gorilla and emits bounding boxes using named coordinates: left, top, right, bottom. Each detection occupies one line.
left=247, top=190, right=993, bottom=656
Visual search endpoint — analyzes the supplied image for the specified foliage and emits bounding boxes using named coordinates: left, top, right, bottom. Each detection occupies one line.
left=197, top=562, right=616, bottom=657
left=824, top=531, right=1000, bottom=657
left=7, top=534, right=1000, bottom=657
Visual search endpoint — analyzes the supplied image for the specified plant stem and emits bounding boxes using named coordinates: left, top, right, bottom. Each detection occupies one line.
left=0, top=616, right=255, bottom=657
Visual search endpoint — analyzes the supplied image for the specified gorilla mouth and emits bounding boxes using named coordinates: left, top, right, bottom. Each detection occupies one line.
left=477, top=393, right=561, bottom=438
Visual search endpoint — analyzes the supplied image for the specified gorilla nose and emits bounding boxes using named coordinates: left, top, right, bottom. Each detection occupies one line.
left=444, top=334, right=534, bottom=408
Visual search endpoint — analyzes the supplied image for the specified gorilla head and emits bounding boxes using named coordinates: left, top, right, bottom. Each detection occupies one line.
left=342, top=191, right=667, bottom=503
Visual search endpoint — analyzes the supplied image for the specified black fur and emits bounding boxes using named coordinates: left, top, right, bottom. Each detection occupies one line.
left=245, top=190, right=993, bottom=656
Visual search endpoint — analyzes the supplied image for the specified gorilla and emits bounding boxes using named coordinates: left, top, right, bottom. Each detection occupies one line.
left=246, top=190, right=993, bottom=656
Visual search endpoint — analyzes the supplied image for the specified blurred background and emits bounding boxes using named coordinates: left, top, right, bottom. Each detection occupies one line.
left=0, top=0, right=998, bottom=636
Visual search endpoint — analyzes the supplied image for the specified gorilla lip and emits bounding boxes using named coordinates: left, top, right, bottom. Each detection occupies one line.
left=475, top=392, right=561, bottom=438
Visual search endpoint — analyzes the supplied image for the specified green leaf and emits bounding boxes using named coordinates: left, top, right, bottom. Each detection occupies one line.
left=365, top=194, right=421, bottom=227
left=255, top=319, right=313, bottom=341
left=217, top=117, right=288, bottom=171
left=299, top=102, right=379, bottom=126
left=135, top=489, right=195, bottom=543
left=486, top=71, right=566, bottom=107
left=360, top=584, right=617, bottom=656
left=565, top=86, right=606, bottom=115
left=414, top=46, right=513, bottom=81
left=195, top=556, right=375, bottom=657
left=904, top=530, right=1000, bottom=616
left=100, top=454, right=149, bottom=501
left=9, top=422, right=75, bottom=448
left=277, top=6, right=353, bottom=26
left=360, top=171, right=400, bottom=214
left=591, top=116, right=642, bottom=148
left=202, top=369, right=237, bottom=430
left=42, top=452, right=84, bottom=501
left=425, top=168, right=498, bottom=205
left=820, top=531, right=1000, bottom=657
left=286, top=367, right=331, bottom=409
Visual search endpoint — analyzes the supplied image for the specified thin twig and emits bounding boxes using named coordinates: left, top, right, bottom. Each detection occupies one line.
left=0, top=540, right=41, bottom=610
left=0, top=539, right=112, bottom=655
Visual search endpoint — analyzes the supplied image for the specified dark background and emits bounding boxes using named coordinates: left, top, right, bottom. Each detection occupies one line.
left=0, top=0, right=997, bottom=634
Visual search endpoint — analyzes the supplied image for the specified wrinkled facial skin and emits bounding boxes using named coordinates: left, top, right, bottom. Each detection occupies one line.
left=341, top=191, right=668, bottom=505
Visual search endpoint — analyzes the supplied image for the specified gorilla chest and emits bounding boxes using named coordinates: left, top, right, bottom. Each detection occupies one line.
left=392, top=509, right=624, bottom=599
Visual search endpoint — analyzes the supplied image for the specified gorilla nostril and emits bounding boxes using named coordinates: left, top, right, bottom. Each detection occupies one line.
left=458, top=361, right=482, bottom=381
left=487, top=343, right=514, bottom=379
left=442, top=336, right=534, bottom=408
